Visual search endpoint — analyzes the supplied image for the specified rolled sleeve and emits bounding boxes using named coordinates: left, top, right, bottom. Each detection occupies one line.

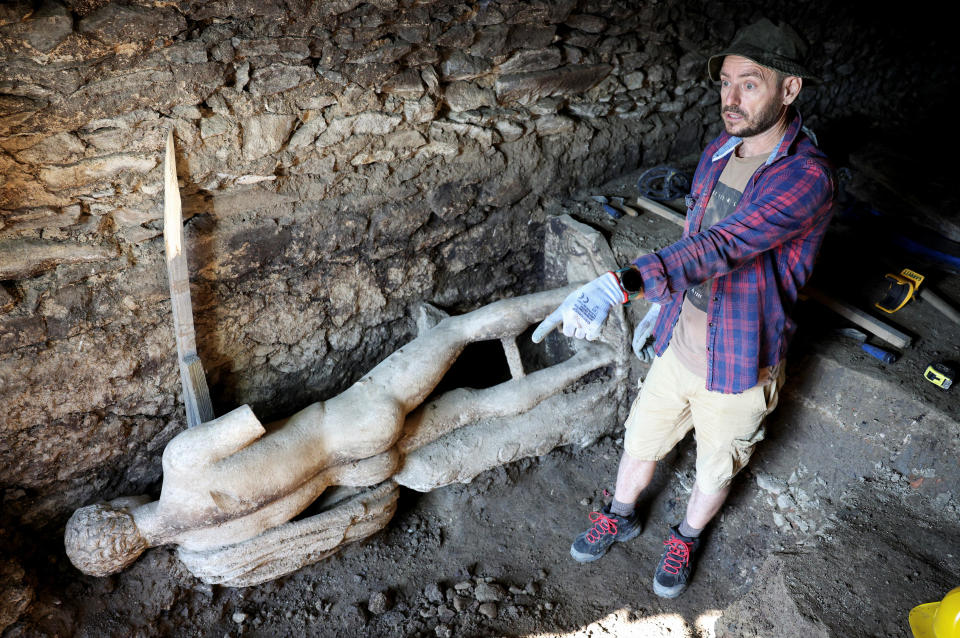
left=632, top=157, right=833, bottom=304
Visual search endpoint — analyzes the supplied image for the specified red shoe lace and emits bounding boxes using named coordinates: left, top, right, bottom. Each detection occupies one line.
left=661, top=534, right=693, bottom=574
left=585, top=511, right=619, bottom=544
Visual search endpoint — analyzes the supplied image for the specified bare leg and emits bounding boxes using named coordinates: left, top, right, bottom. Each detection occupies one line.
left=683, top=480, right=731, bottom=530
left=613, top=451, right=656, bottom=504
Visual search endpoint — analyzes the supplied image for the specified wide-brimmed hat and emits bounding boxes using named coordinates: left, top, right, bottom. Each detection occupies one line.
left=708, top=18, right=819, bottom=84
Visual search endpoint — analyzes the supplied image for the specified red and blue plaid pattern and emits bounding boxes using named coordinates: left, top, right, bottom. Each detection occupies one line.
left=633, top=110, right=836, bottom=393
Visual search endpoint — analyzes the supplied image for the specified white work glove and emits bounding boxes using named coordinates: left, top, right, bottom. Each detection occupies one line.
left=531, top=272, right=628, bottom=342
left=631, top=303, right=660, bottom=362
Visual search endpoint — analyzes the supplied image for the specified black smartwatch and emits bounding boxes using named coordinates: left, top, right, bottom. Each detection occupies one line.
left=615, top=267, right=644, bottom=301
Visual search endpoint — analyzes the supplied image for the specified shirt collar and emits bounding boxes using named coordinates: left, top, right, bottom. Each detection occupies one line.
left=711, top=108, right=804, bottom=166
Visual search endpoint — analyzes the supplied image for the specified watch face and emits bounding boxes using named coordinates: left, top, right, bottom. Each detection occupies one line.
left=620, top=269, right=643, bottom=292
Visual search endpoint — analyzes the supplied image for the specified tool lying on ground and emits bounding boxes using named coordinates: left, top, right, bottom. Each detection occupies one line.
left=164, top=130, right=215, bottom=428
left=590, top=195, right=638, bottom=218
left=862, top=343, right=897, bottom=363
left=924, top=362, right=955, bottom=390
left=875, top=268, right=960, bottom=326
left=636, top=165, right=691, bottom=202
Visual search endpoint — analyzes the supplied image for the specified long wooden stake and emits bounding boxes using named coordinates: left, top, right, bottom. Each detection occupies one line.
left=164, top=130, right=214, bottom=427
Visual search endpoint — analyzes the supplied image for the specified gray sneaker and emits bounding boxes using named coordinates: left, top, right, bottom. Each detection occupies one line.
left=652, top=525, right=700, bottom=598
left=569, top=505, right=642, bottom=563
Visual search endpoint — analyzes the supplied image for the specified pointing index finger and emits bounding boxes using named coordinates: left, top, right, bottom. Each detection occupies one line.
left=531, top=309, right=562, bottom=343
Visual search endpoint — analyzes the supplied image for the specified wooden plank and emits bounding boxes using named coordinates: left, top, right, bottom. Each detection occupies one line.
left=164, top=130, right=215, bottom=427
left=803, top=286, right=912, bottom=349
left=635, top=195, right=686, bottom=227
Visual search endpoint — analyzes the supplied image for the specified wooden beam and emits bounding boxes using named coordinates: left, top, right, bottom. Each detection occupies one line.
left=803, top=286, right=912, bottom=349
left=635, top=195, right=686, bottom=227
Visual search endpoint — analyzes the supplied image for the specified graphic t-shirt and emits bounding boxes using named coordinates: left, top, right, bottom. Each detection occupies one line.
left=671, top=148, right=768, bottom=379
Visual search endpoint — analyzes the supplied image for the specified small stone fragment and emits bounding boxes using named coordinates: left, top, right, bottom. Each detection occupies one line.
left=368, top=591, right=391, bottom=615
left=453, top=595, right=470, bottom=612
left=424, top=582, right=444, bottom=603
left=478, top=602, right=498, bottom=619
left=755, top=472, right=787, bottom=495
left=776, top=494, right=797, bottom=511
left=436, top=604, right=455, bottom=622
left=232, top=612, right=247, bottom=624
left=474, top=582, right=505, bottom=603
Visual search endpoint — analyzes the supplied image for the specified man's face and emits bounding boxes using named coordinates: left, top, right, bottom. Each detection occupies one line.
left=718, top=55, right=788, bottom=138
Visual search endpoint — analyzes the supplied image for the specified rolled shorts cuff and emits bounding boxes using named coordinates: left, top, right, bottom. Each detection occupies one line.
left=623, top=345, right=784, bottom=490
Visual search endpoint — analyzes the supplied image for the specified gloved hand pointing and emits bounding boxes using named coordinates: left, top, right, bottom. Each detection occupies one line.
left=531, top=272, right=628, bottom=342
left=631, top=303, right=660, bottom=362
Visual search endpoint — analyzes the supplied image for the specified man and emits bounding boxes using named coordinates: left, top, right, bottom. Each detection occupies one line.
left=532, top=18, right=835, bottom=598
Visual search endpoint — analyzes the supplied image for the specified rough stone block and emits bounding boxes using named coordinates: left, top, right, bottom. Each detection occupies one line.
left=444, top=82, right=496, bottom=112
left=499, top=48, right=563, bottom=74
left=0, top=238, right=117, bottom=280
left=352, top=112, right=401, bottom=136
left=506, top=24, right=556, bottom=50
left=4, top=1, right=72, bottom=53
left=440, top=51, right=493, bottom=81
left=248, top=63, right=314, bottom=96
left=39, top=154, right=156, bottom=190
left=240, top=114, right=297, bottom=160
left=0, top=555, right=33, bottom=634
left=565, top=14, right=607, bottom=34
left=78, top=3, right=185, bottom=45
left=380, top=69, right=424, bottom=98
left=495, top=64, right=612, bottom=105
left=287, top=112, right=328, bottom=148
left=14, top=132, right=85, bottom=165
left=467, top=24, right=509, bottom=60
left=535, top=114, right=575, bottom=136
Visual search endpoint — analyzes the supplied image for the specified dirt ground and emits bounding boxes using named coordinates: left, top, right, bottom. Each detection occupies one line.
left=7, top=165, right=959, bottom=638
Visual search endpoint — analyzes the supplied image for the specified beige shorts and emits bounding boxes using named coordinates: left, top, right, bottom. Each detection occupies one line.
left=623, top=344, right=785, bottom=494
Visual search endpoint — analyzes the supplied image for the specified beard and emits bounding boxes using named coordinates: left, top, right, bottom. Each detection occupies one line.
left=722, top=98, right=785, bottom=138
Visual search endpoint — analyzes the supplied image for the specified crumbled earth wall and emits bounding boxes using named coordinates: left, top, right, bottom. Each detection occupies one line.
left=0, top=0, right=954, bottom=631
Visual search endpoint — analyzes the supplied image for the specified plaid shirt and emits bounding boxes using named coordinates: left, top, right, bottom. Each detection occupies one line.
left=632, top=110, right=835, bottom=393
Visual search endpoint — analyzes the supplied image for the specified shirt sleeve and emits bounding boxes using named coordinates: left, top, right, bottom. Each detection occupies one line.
left=632, top=157, right=834, bottom=303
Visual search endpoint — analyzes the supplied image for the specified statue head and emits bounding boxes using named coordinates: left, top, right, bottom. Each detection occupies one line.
left=64, top=503, right=148, bottom=576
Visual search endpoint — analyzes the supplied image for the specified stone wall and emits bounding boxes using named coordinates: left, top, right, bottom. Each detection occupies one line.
left=0, top=0, right=949, bottom=538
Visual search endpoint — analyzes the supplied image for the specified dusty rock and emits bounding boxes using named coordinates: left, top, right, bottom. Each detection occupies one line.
left=0, top=238, right=117, bottom=279
left=473, top=581, right=505, bottom=603
left=495, top=64, right=613, bottom=104
left=0, top=555, right=33, bottom=634
left=39, top=154, right=156, bottom=189
left=444, top=82, right=496, bottom=112
left=452, top=595, right=470, bottom=612
left=478, top=602, right=498, bottom=618
left=240, top=114, right=297, bottom=160
left=367, top=590, right=391, bottom=614
left=423, top=582, right=444, bottom=603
